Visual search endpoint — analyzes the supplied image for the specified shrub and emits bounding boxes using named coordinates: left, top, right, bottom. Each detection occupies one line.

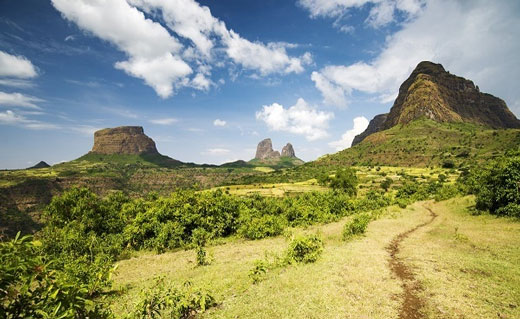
left=380, top=177, right=393, bottom=191
left=343, top=213, right=371, bottom=240
left=472, top=154, right=520, bottom=217
left=238, top=212, right=285, bottom=240
left=249, top=260, right=268, bottom=284
left=131, top=278, right=215, bottom=319
left=286, top=234, right=323, bottom=264
left=0, top=233, right=113, bottom=319
left=328, top=168, right=358, bottom=196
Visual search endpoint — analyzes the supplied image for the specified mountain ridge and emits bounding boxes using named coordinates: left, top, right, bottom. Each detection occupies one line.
left=353, top=61, right=520, bottom=146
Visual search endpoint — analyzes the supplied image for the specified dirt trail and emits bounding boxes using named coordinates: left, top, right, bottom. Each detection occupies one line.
left=387, top=205, right=437, bottom=319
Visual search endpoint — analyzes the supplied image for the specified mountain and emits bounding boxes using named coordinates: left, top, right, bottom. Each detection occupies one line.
left=77, top=126, right=184, bottom=167
left=27, top=161, right=50, bottom=169
left=352, top=114, right=388, bottom=147
left=250, top=138, right=304, bottom=168
left=353, top=61, right=520, bottom=146
left=316, top=61, right=520, bottom=168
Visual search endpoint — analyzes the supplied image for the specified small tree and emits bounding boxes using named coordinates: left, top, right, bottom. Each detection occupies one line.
left=380, top=177, right=393, bottom=192
left=329, top=168, right=358, bottom=196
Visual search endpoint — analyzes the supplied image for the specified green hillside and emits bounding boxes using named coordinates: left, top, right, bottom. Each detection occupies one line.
left=315, top=118, right=520, bottom=168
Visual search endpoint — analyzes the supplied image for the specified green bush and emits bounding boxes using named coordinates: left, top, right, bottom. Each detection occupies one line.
left=131, top=278, right=215, bottom=319
left=472, top=154, right=520, bottom=217
left=328, top=168, right=358, bottom=195
left=249, top=260, right=268, bottom=284
left=286, top=234, right=323, bottom=264
left=343, top=213, right=371, bottom=240
left=238, top=213, right=285, bottom=240
left=0, top=233, right=113, bottom=319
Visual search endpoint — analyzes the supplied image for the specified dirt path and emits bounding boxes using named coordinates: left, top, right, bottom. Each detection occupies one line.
left=387, top=205, right=437, bottom=319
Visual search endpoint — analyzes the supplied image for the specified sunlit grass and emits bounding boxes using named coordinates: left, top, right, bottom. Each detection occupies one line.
left=110, top=197, right=520, bottom=318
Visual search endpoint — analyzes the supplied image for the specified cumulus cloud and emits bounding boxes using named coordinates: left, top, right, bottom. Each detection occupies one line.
left=311, top=0, right=520, bottom=111
left=150, top=118, right=178, bottom=125
left=133, top=0, right=312, bottom=75
left=256, top=98, right=334, bottom=141
left=213, top=119, right=226, bottom=127
left=0, top=51, right=38, bottom=78
left=51, top=0, right=191, bottom=98
left=52, top=0, right=310, bottom=98
left=0, top=110, right=59, bottom=130
left=0, top=91, right=43, bottom=109
left=328, top=116, right=369, bottom=151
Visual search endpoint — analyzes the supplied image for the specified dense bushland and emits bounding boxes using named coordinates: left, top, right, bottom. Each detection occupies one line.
left=1, top=167, right=465, bottom=317
left=461, top=152, right=520, bottom=217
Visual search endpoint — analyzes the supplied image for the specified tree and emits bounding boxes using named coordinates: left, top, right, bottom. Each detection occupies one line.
left=329, top=168, right=358, bottom=196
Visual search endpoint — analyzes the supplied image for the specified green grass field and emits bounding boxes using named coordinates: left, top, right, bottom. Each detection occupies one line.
left=109, top=196, right=520, bottom=318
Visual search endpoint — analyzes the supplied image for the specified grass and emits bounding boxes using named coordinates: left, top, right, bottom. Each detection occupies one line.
left=315, top=118, right=520, bottom=168
left=401, top=197, right=520, bottom=318
left=109, top=197, right=520, bottom=318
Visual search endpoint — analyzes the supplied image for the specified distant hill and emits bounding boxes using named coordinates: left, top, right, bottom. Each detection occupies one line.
left=27, top=161, right=50, bottom=169
left=353, top=61, right=520, bottom=146
left=249, top=138, right=304, bottom=168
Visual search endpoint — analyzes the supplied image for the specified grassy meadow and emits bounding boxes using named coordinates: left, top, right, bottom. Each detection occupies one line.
left=109, top=196, right=520, bottom=318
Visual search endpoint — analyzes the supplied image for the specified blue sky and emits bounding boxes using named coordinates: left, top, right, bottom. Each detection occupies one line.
left=0, top=0, right=519, bottom=169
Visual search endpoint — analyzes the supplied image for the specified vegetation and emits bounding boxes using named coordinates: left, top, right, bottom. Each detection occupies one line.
left=462, top=151, right=520, bottom=217
left=130, top=278, right=215, bottom=319
left=313, top=119, right=520, bottom=168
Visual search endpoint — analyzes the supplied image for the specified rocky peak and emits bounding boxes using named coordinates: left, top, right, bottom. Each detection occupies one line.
left=255, top=138, right=280, bottom=160
left=90, top=126, right=159, bottom=155
left=352, top=113, right=388, bottom=147
left=352, top=61, right=520, bottom=146
left=382, top=61, right=520, bottom=130
left=281, top=143, right=296, bottom=158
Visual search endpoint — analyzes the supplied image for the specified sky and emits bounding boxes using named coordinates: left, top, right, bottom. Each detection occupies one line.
left=0, top=0, right=519, bottom=169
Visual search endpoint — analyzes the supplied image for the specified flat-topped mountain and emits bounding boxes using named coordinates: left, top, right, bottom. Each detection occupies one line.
left=91, top=126, right=159, bottom=155
left=353, top=61, right=520, bottom=146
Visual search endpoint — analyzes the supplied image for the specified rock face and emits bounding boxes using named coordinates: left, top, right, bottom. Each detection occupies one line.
left=352, top=61, right=520, bottom=146
left=91, top=126, right=159, bottom=155
left=255, top=138, right=280, bottom=160
left=352, top=114, right=388, bottom=147
left=384, top=61, right=520, bottom=129
left=281, top=143, right=296, bottom=158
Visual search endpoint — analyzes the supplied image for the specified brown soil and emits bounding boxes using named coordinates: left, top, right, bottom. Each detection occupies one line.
left=387, top=205, right=437, bottom=319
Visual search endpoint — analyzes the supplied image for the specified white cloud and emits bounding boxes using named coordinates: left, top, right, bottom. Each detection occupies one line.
left=51, top=0, right=192, bottom=98
left=69, top=125, right=101, bottom=136
left=0, top=51, right=38, bottom=78
left=298, top=0, right=424, bottom=27
left=256, top=98, right=334, bottom=141
left=329, top=116, right=369, bottom=151
left=311, top=0, right=520, bottom=112
left=203, top=148, right=230, bottom=155
left=191, top=73, right=212, bottom=91
left=213, top=119, right=226, bottom=127
left=0, top=79, right=35, bottom=89
left=0, top=91, right=43, bottom=109
left=130, top=0, right=311, bottom=75
left=52, top=0, right=310, bottom=97
left=0, top=110, right=59, bottom=130
left=150, top=118, right=178, bottom=125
